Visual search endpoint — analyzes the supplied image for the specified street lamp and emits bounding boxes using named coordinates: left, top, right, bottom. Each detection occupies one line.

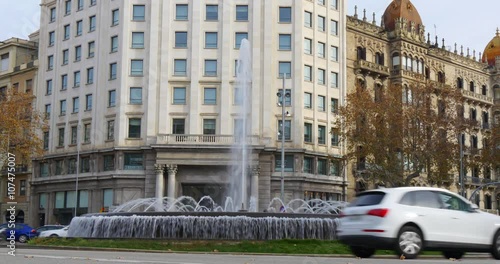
left=277, top=73, right=291, bottom=202
left=458, top=133, right=465, bottom=197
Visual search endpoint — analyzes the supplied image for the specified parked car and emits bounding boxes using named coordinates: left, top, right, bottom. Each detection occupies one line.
left=0, top=223, right=37, bottom=243
left=35, top=225, right=65, bottom=236
left=338, top=187, right=500, bottom=260
left=39, top=226, right=69, bottom=238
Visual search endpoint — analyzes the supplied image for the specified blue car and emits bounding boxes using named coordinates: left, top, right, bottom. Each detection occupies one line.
left=0, top=223, right=37, bottom=243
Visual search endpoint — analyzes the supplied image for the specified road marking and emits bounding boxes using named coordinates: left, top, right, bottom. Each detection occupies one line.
left=8, top=253, right=204, bottom=264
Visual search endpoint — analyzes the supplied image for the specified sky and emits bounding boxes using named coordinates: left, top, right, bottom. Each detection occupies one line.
left=0, top=0, right=498, bottom=58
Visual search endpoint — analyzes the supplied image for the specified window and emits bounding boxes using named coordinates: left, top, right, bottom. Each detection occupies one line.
left=58, top=128, right=65, bottom=147
left=0, top=53, right=8, bottom=72
left=318, top=95, right=325, bottom=111
left=203, top=119, right=216, bottom=135
left=173, top=87, right=186, bottom=104
left=88, top=41, right=95, bottom=57
left=50, top=7, right=56, bottom=22
left=330, top=20, right=338, bottom=35
left=236, top=5, right=248, bottom=21
left=89, top=15, right=96, bottom=31
left=87, top=67, right=94, bottom=84
left=65, top=0, right=71, bottom=15
left=45, top=104, right=51, bottom=119
left=60, top=100, right=67, bottom=115
left=108, top=90, right=116, bottom=107
left=41, top=163, right=49, bottom=177
left=331, top=45, right=338, bottom=61
left=85, top=94, right=92, bottom=110
left=304, top=123, right=312, bottom=143
left=26, top=79, right=33, bottom=93
left=131, top=59, right=143, bottom=76
left=64, top=24, right=70, bottom=40
left=175, top=32, right=187, bottom=48
left=68, top=159, right=76, bottom=174
left=130, top=87, right=142, bottom=104
left=304, top=92, right=312, bottom=109
left=318, top=159, right=327, bottom=175
left=174, top=59, right=187, bottom=76
left=304, top=65, right=312, bottom=81
left=331, top=0, right=338, bottom=9
left=204, top=60, right=217, bottom=76
left=132, top=32, right=144, bottom=49
left=76, top=20, right=83, bottom=36
left=279, top=61, right=291, bottom=78
left=318, top=68, right=325, bottom=85
left=304, top=11, right=312, bottom=27
left=111, top=36, right=118, bottom=52
left=234, top=87, right=243, bottom=105
left=110, top=63, right=117, bottom=79
left=124, top=153, right=143, bottom=170
left=103, top=189, right=113, bottom=207
left=235, top=32, right=248, bottom=49
left=84, top=123, right=91, bottom=143
left=206, top=5, right=218, bottom=20
left=279, top=34, right=291, bottom=50
left=90, top=0, right=96, bottom=6
left=318, top=15, right=325, bottom=32
left=74, top=71, right=80, bottom=87
left=103, top=155, right=115, bottom=170
left=172, top=119, right=185, bottom=134
left=77, top=0, right=83, bottom=10
left=278, top=89, right=291, bottom=106
left=278, top=120, right=291, bottom=140
left=70, top=126, right=77, bottom=144
left=204, top=88, right=217, bottom=105
left=47, top=55, right=54, bottom=70
left=275, top=154, right=294, bottom=172
left=72, top=97, right=79, bottom=113
left=205, top=32, right=218, bottom=48
left=331, top=98, right=338, bottom=113
left=133, top=5, right=145, bottom=21
left=55, top=160, right=63, bottom=175
left=303, top=157, right=313, bottom=173
left=279, top=7, right=291, bottom=23
left=128, top=118, right=141, bottom=138
left=107, top=120, right=114, bottom=140
left=49, top=31, right=55, bottom=46
left=46, top=80, right=53, bottom=95
left=43, top=132, right=49, bottom=150
left=75, top=45, right=81, bottom=61
left=318, top=0, right=325, bottom=5
left=62, top=49, right=69, bottom=65
left=112, top=9, right=119, bottom=26
left=438, top=192, right=469, bottom=212
left=304, top=38, right=312, bottom=54
left=317, top=42, right=325, bottom=58
left=331, top=72, right=338, bottom=88
left=176, top=4, right=188, bottom=20
left=331, top=128, right=339, bottom=146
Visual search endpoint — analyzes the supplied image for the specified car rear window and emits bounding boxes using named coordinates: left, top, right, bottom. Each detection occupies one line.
left=349, top=191, right=386, bottom=207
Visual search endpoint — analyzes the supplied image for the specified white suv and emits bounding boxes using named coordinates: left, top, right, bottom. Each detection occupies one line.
left=338, top=187, right=500, bottom=259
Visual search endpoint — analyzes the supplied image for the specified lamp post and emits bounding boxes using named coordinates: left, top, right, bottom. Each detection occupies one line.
left=459, top=133, right=465, bottom=197
left=74, top=122, right=81, bottom=218
left=277, top=73, right=290, bottom=201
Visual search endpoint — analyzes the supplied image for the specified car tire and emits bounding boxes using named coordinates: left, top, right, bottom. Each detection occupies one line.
left=350, top=246, right=375, bottom=258
left=50, top=234, right=59, bottom=237
left=18, top=235, right=28, bottom=243
left=443, top=251, right=464, bottom=259
left=492, top=230, right=500, bottom=260
left=396, top=226, right=423, bottom=259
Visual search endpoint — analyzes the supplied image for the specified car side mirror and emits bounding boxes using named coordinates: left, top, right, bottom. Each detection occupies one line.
left=469, top=204, right=479, bottom=212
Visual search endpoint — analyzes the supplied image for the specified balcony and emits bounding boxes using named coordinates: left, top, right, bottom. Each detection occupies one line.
left=1, top=164, right=29, bottom=175
left=391, top=69, right=426, bottom=82
left=354, top=60, right=390, bottom=77
left=464, top=176, right=492, bottom=185
left=462, top=90, right=493, bottom=105
left=156, top=134, right=262, bottom=146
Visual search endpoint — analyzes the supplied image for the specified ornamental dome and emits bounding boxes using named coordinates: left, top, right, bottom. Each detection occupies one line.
left=482, top=28, right=500, bottom=66
left=383, top=0, right=423, bottom=32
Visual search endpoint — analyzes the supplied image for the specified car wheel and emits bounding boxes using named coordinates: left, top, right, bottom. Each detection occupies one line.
left=443, top=251, right=464, bottom=259
left=18, top=235, right=28, bottom=243
left=350, top=246, right=375, bottom=258
left=492, top=230, right=500, bottom=260
left=396, top=226, right=423, bottom=259
left=50, top=234, right=59, bottom=237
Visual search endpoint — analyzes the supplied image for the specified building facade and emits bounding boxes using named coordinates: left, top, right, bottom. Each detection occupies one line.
left=33, top=0, right=348, bottom=225
left=0, top=36, right=39, bottom=224
left=346, top=0, right=500, bottom=210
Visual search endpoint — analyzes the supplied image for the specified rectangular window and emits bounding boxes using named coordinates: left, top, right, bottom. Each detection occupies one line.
left=43, top=132, right=49, bottom=150
left=71, top=126, right=77, bottom=144
left=304, top=123, right=312, bottom=143
left=64, top=24, right=70, bottom=39
left=172, top=119, right=185, bottom=134
left=124, top=153, right=143, bottom=170
left=331, top=0, right=338, bottom=9
left=65, top=0, right=71, bottom=15
left=128, top=118, right=141, bottom=138
left=236, top=5, right=248, bottom=21
left=330, top=160, right=340, bottom=176
left=279, top=7, right=291, bottom=23
left=131, top=59, right=143, bottom=76
left=60, top=100, right=66, bottom=115
left=108, top=90, right=116, bottom=107
left=331, top=128, right=339, bottom=146
left=204, top=88, right=217, bottom=105
left=76, top=20, right=83, bottom=36
left=318, top=15, right=325, bottom=32
left=46, top=79, right=52, bottom=94
left=330, top=20, right=338, bottom=35
left=112, top=9, right=119, bottom=26
left=204, top=60, right=217, bottom=76
left=203, top=119, right=216, bottom=135
left=89, top=15, right=96, bottom=31
left=331, top=71, right=338, bottom=88
left=129, top=32, right=144, bottom=49
left=88, top=41, right=95, bottom=57
left=74, top=71, right=81, bottom=87
left=175, top=32, right=187, bottom=48
left=45, top=104, right=51, bottom=119
left=107, top=120, right=114, bottom=140
left=318, top=68, right=325, bottom=85
left=110, top=63, right=117, bottom=79
left=318, top=0, right=325, bottom=5
left=77, top=0, right=83, bottom=10
left=205, top=32, right=218, bottom=48
left=176, top=4, right=188, bottom=20
left=0, top=53, right=8, bottom=72
left=49, top=31, right=55, bottom=46
left=303, top=157, right=313, bottom=173
left=130, top=87, right=142, bottom=104
left=55, top=191, right=64, bottom=208
left=173, top=87, right=186, bottom=104
left=58, top=128, right=65, bottom=147
left=304, top=38, right=312, bottom=54
left=72, top=97, right=79, bottom=113
left=68, top=159, right=76, bottom=174
left=235, top=32, right=248, bottom=49
left=50, top=7, right=56, bottom=22
left=87, top=67, right=94, bottom=84
left=80, top=157, right=90, bottom=173
left=278, top=120, right=291, bottom=140
left=55, top=160, right=63, bottom=175
left=206, top=5, right=218, bottom=20
left=63, top=49, right=69, bottom=65
left=133, top=5, right=145, bottom=21
left=103, top=155, right=115, bottom=170
left=85, top=94, right=92, bottom=111
left=318, top=125, right=326, bottom=144
left=234, top=87, right=243, bottom=105
left=111, top=36, right=118, bottom=52
left=304, top=11, right=312, bottom=28
left=331, top=98, right=338, bottom=113
left=84, top=123, right=91, bottom=143
left=75, top=45, right=81, bottom=61
left=47, top=55, right=54, bottom=70
left=331, top=45, right=338, bottom=61
left=318, top=159, right=327, bottom=175
left=279, top=34, right=291, bottom=50
left=174, top=59, right=187, bottom=76
left=279, top=61, right=291, bottom=78
left=304, top=65, right=312, bottom=81
left=275, top=154, right=294, bottom=172
left=90, top=0, right=96, bottom=6
left=318, top=95, right=325, bottom=111
left=79, top=190, right=89, bottom=208
left=304, top=92, right=312, bottom=109
left=103, top=189, right=113, bottom=207
left=317, top=42, right=325, bottom=58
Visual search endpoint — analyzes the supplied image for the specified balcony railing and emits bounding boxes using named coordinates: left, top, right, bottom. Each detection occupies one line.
left=1, top=164, right=29, bottom=175
left=354, top=60, right=390, bottom=77
left=462, top=90, right=494, bottom=104
left=156, top=134, right=262, bottom=145
left=464, top=176, right=492, bottom=185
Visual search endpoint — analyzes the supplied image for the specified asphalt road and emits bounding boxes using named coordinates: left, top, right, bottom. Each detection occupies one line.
left=0, top=248, right=497, bottom=264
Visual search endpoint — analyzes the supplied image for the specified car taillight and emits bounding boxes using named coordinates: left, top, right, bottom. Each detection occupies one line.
left=31, top=229, right=36, bottom=233
left=367, top=208, right=389, bottom=218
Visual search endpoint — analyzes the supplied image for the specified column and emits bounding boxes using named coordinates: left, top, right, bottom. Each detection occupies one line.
left=251, top=166, right=260, bottom=212
left=154, top=164, right=165, bottom=200
left=166, top=165, right=178, bottom=198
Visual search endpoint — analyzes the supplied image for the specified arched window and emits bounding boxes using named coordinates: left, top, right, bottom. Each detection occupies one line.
left=356, top=46, right=366, bottom=60
left=456, top=78, right=464, bottom=89
left=407, top=55, right=413, bottom=71
left=375, top=52, right=384, bottom=65
left=402, top=54, right=407, bottom=70
left=412, top=57, right=418, bottom=73
left=437, top=72, right=445, bottom=83
left=16, top=210, right=25, bottom=223
left=392, top=53, right=400, bottom=70
left=494, top=84, right=500, bottom=99
left=469, top=81, right=475, bottom=92
left=481, top=85, right=487, bottom=96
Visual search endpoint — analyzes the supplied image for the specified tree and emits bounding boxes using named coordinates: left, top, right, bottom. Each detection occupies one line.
left=337, top=81, right=469, bottom=187
left=0, top=89, right=45, bottom=167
